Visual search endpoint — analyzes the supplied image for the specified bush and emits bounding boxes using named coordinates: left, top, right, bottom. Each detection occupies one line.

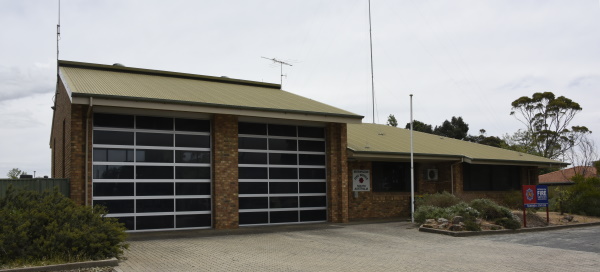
left=446, top=202, right=480, bottom=220
left=414, top=202, right=480, bottom=224
left=470, top=198, right=512, bottom=220
left=415, top=191, right=461, bottom=208
left=0, top=186, right=128, bottom=267
left=560, top=175, right=600, bottom=216
left=463, top=220, right=481, bottom=231
left=414, top=205, right=449, bottom=224
left=495, top=217, right=521, bottom=230
left=500, top=190, right=523, bottom=210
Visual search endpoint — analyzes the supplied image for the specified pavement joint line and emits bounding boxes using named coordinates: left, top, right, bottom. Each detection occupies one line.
left=419, top=221, right=600, bottom=237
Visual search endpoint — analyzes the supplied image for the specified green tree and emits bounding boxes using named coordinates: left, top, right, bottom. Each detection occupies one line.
left=405, top=120, right=433, bottom=133
left=6, top=168, right=27, bottom=179
left=433, top=116, right=469, bottom=140
left=465, top=129, right=506, bottom=148
left=510, top=92, right=591, bottom=159
left=386, top=114, right=398, bottom=127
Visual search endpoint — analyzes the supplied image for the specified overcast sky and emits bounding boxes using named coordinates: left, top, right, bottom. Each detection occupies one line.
left=1, top=0, right=599, bottom=177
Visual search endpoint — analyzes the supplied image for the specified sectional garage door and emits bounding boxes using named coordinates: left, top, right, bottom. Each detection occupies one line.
left=238, top=122, right=327, bottom=225
left=92, top=113, right=212, bottom=231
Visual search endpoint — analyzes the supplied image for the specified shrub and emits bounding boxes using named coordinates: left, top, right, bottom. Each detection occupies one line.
left=0, top=186, right=128, bottom=267
left=446, top=202, right=480, bottom=220
left=470, top=198, right=512, bottom=220
left=559, top=175, right=600, bottom=216
left=495, top=217, right=521, bottom=230
left=414, top=205, right=449, bottom=224
left=415, top=191, right=461, bottom=208
left=463, top=220, right=481, bottom=231
left=500, top=190, right=523, bottom=210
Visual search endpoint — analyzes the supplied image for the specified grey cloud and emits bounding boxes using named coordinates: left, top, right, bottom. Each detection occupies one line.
left=0, top=65, right=54, bottom=102
left=568, top=75, right=600, bottom=88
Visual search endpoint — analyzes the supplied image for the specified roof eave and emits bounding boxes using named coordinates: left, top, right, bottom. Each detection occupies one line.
left=72, top=93, right=364, bottom=123
left=347, top=149, right=568, bottom=167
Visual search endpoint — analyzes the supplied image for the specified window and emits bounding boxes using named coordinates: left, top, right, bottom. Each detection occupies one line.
left=372, top=162, right=412, bottom=192
left=463, top=164, right=521, bottom=191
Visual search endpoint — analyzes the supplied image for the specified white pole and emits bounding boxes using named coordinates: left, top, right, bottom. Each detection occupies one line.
left=410, top=94, right=415, bottom=223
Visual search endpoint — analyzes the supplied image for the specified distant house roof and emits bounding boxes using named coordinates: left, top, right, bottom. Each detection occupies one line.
left=58, top=60, right=363, bottom=123
left=347, top=123, right=567, bottom=167
left=539, top=166, right=598, bottom=185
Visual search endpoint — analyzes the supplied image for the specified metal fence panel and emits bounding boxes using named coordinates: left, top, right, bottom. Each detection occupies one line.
left=0, top=179, right=70, bottom=198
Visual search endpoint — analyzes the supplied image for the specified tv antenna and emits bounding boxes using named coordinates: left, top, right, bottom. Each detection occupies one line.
left=261, top=57, right=292, bottom=88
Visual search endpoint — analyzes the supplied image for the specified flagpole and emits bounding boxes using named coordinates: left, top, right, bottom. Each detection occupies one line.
left=410, top=94, right=415, bottom=223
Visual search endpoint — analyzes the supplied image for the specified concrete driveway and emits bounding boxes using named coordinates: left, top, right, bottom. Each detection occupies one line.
left=116, top=222, right=600, bottom=272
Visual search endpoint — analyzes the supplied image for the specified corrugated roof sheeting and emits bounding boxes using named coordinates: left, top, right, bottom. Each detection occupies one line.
left=348, top=123, right=565, bottom=165
left=59, top=63, right=362, bottom=119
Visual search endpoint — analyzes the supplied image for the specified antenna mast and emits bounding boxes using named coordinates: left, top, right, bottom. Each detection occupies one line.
left=261, top=57, right=292, bottom=88
left=57, top=0, right=61, bottom=63
left=368, top=0, right=376, bottom=124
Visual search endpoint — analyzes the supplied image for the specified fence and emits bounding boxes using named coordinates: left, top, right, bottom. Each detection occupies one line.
left=0, top=178, right=70, bottom=198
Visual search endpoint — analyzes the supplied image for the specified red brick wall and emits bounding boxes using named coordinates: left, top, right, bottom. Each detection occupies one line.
left=347, top=161, right=411, bottom=219
left=69, top=105, right=91, bottom=205
left=50, top=80, right=71, bottom=179
left=212, top=114, right=239, bottom=229
left=326, top=123, right=349, bottom=223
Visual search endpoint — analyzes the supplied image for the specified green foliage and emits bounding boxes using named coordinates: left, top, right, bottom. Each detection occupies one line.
left=494, top=217, right=521, bottom=230
left=6, top=168, right=27, bottom=179
left=510, top=92, right=590, bottom=159
left=433, top=116, right=469, bottom=140
left=558, top=175, right=600, bottom=216
left=470, top=198, right=513, bottom=220
left=414, top=202, right=480, bottom=224
left=386, top=114, right=398, bottom=127
left=463, top=220, right=481, bottom=231
left=414, top=205, right=448, bottom=224
left=500, top=190, right=524, bottom=210
left=0, top=186, right=128, bottom=267
left=415, top=191, right=461, bottom=208
left=405, top=120, right=433, bottom=134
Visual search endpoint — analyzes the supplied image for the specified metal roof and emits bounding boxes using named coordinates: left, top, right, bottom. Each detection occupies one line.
left=347, top=123, right=567, bottom=167
left=58, top=60, right=363, bottom=121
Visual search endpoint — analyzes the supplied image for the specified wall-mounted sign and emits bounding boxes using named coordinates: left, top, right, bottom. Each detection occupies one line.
left=352, top=170, right=370, bottom=191
left=522, top=185, right=549, bottom=208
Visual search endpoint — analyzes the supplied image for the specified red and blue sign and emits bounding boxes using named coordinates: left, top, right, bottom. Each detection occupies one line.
left=522, top=185, right=549, bottom=208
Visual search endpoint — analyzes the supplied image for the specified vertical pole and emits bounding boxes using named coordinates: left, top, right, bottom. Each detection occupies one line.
left=546, top=206, right=550, bottom=225
left=368, top=0, right=375, bottom=124
left=523, top=207, right=527, bottom=228
left=410, top=94, right=415, bottom=223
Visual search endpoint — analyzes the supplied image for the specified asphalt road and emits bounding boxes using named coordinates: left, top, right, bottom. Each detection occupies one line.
left=475, top=225, right=600, bottom=254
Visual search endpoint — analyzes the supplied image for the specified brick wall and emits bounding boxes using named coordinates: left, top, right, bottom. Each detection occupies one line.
left=69, top=105, right=91, bottom=205
left=347, top=161, right=411, bottom=219
left=50, top=80, right=71, bottom=179
left=326, top=123, right=349, bottom=223
left=212, top=114, right=239, bottom=229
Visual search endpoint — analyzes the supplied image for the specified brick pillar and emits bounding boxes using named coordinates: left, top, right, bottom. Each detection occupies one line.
left=212, top=114, right=239, bottom=229
left=69, top=105, right=88, bottom=205
left=326, top=123, right=349, bottom=223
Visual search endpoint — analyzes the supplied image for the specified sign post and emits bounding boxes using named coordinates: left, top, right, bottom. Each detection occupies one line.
left=522, top=185, right=549, bottom=227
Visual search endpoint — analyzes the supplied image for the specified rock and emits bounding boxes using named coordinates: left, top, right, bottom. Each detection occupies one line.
left=449, top=225, right=463, bottom=231
left=440, top=223, right=449, bottom=229
left=437, top=218, right=449, bottom=224
left=563, top=215, right=574, bottom=222
left=422, top=224, right=434, bottom=228
left=452, top=216, right=464, bottom=224
left=458, top=222, right=465, bottom=227
left=425, top=219, right=436, bottom=224
left=476, top=219, right=482, bottom=225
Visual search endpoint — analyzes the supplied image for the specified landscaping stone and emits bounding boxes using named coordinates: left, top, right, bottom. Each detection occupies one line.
left=452, top=216, right=464, bottom=224
left=449, top=225, right=463, bottom=231
left=437, top=218, right=448, bottom=224
left=425, top=219, right=436, bottom=224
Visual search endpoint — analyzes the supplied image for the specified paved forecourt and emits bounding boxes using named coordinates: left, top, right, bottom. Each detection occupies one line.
left=116, top=222, right=600, bottom=272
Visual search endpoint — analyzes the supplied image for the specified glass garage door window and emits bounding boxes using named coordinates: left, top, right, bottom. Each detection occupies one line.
left=92, top=113, right=211, bottom=231
left=238, top=122, right=327, bottom=225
